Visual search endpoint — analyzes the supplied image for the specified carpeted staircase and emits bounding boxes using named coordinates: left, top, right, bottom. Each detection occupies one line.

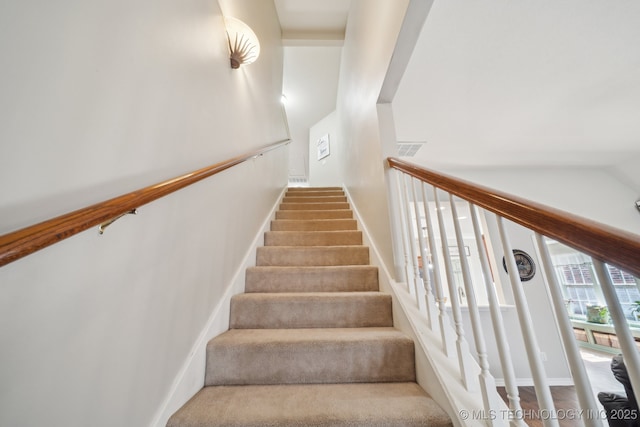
left=167, top=187, right=452, bottom=426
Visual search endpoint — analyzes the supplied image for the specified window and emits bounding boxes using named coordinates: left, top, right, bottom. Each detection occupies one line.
left=548, top=242, right=640, bottom=322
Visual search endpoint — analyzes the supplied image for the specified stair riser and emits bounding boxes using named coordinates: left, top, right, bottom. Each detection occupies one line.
left=245, top=266, right=379, bottom=293
left=280, top=202, right=349, bottom=210
left=285, top=191, right=344, bottom=197
left=271, top=219, right=357, bottom=232
left=287, top=187, right=342, bottom=192
left=265, top=231, right=362, bottom=246
left=230, top=293, right=392, bottom=329
left=205, top=333, right=415, bottom=386
left=275, top=210, right=352, bottom=220
left=283, top=196, right=348, bottom=203
left=256, top=247, right=369, bottom=266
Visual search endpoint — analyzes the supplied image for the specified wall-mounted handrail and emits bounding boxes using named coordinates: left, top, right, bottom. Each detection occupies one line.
left=0, top=139, right=290, bottom=267
left=387, top=157, right=640, bottom=278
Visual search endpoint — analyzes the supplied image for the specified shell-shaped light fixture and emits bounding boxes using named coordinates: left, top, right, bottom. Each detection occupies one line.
left=224, top=17, right=260, bottom=69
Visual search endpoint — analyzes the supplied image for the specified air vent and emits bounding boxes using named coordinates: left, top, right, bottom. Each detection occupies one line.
left=288, top=176, right=309, bottom=186
left=397, top=141, right=426, bottom=157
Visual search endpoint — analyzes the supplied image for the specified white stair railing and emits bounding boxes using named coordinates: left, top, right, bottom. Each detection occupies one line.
left=434, top=189, right=476, bottom=388
left=473, top=207, right=525, bottom=427
left=418, top=177, right=456, bottom=357
left=451, top=198, right=504, bottom=423
left=387, top=157, right=640, bottom=427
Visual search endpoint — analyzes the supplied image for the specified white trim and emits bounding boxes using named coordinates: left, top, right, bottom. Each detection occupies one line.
left=150, top=187, right=286, bottom=427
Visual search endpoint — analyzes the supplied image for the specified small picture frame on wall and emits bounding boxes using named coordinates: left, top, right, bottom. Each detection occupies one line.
left=317, top=134, right=330, bottom=160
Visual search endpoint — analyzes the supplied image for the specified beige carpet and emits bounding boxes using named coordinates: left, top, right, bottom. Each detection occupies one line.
left=167, top=187, right=452, bottom=427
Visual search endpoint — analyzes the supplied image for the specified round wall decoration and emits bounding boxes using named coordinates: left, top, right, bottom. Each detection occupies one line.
left=502, top=249, right=536, bottom=282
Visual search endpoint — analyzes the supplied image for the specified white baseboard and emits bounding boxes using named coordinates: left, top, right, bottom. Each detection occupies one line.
left=150, top=187, right=286, bottom=427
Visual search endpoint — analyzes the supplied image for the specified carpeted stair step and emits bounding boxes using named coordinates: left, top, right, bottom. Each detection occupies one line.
left=256, top=246, right=369, bottom=266
left=265, top=230, right=362, bottom=246
left=230, top=292, right=392, bottom=329
left=280, top=202, right=350, bottom=210
left=276, top=209, right=352, bottom=220
left=285, top=190, right=345, bottom=197
left=245, top=265, right=379, bottom=293
left=166, top=382, right=453, bottom=427
left=283, top=196, right=348, bottom=203
left=270, top=219, right=357, bottom=231
left=205, top=327, right=415, bottom=386
left=287, top=186, right=342, bottom=192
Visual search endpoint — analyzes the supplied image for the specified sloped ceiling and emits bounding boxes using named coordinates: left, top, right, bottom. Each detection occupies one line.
left=392, top=0, right=640, bottom=172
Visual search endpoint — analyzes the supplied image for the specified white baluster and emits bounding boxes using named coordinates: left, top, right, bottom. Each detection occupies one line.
left=434, top=190, right=474, bottom=387
left=535, top=234, right=600, bottom=427
left=393, top=171, right=412, bottom=293
left=422, top=183, right=455, bottom=356
left=471, top=207, right=525, bottom=427
left=387, top=169, right=409, bottom=284
left=592, top=260, right=640, bottom=403
left=497, top=217, right=558, bottom=427
left=401, top=173, right=421, bottom=306
left=451, top=198, right=506, bottom=423
left=411, top=178, right=437, bottom=328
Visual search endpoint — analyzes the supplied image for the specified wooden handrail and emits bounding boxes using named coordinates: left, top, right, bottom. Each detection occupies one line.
left=388, top=157, right=640, bottom=278
left=0, top=140, right=290, bottom=267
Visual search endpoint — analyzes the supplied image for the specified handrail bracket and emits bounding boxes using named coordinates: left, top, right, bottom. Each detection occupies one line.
left=99, top=209, right=138, bottom=235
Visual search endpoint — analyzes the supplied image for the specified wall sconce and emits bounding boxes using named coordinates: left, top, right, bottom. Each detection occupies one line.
left=635, top=199, right=640, bottom=213
left=224, top=17, right=260, bottom=69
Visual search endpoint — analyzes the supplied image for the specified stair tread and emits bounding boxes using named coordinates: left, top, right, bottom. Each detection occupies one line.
left=287, top=186, right=342, bottom=191
left=230, top=292, right=392, bottom=329
left=167, top=382, right=452, bottom=427
left=284, top=191, right=344, bottom=197
left=245, top=265, right=379, bottom=293
left=270, top=219, right=358, bottom=231
left=283, top=196, right=348, bottom=202
left=205, top=328, right=416, bottom=386
left=210, top=326, right=409, bottom=345
left=265, top=230, right=362, bottom=246
left=265, top=230, right=361, bottom=235
left=257, top=245, right=369, bottom=266
left=280, top=202, right=350, bottom=210
left=276, top=209, right=353, bottom=220
left=272, top=219, right=356, bottom=223
left=232, top=290, right=388, bottom=299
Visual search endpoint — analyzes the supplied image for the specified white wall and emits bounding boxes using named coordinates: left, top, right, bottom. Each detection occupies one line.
left=0, top=0, right=287, bottom=426
left=445, top=167, right=640, bottom=236
left=308, top=111, right=342, bottom=187
left=610, top=153, right=640, bottom=196
left=480, top=215, right=572, bottom=383
left=334, top=0, right=410, bottom=277
left=283, top=46, right=342, bottom=180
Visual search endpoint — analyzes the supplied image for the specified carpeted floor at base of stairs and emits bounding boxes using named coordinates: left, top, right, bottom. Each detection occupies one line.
left=167, top=187, right=452, bottom=427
